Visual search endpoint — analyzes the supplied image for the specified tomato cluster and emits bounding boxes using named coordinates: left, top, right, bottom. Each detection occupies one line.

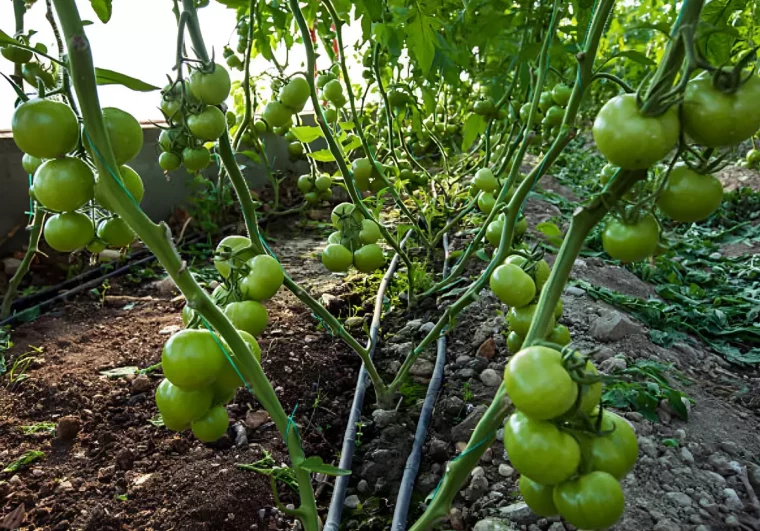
left=11, top=97, right=142, bottom=253
left=297, top=172, right=334, bottom=204
left=158, top=237, right=284, bottom=442
left=157, top=63, right=232, bottom=174
left=321, top=203, right=386, bottom=273
left=518, top=83, right=573, bottom=146
left=504, top=345, right=637, bottom=529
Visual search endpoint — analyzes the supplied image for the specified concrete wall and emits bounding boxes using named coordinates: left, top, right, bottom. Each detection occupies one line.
left=0, top=120, right=317, bottom=255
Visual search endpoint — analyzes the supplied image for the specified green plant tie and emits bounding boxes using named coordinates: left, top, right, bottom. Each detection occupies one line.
left=199, top=314, right=253, bottom=393
left=27, top=174, right=34, bottom=223
left=426, top=430, right=496, bottom=503
left=286, top=403, right=300, bottom=441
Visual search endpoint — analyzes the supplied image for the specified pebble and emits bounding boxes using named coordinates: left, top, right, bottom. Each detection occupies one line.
left=420, top=322, right=436, bottom=335
left=158, top=324, right=181, bottom=335
left=565, top=286, right=585, bottom=296
left=344, top=495, right=360, bottom=510
left=372, top=409, right=397, bottom=429
left=471, top=466, right=486, bottom=478
left=638, top=436, right=658, bottom=458
left=465, top=475, right=489, bottom=501
left=588, top=311, right=644, bottom=341
left=722, top=488, right=743, bottom=511
left=56, top=416, right=81, bottom=441
left=498, top=464, right=514, bottom=478
left=725, top=515, right=741, bottom=527
left=473, top=518, right=515, bottom=531
left=410, top=359, right=435, bottom=377
left=497, top=502, right=537, bottom=525
left=599, top=356, right=627, bottom=372
left=708, top=454, right=736, bottom=477
left=679, top=448, right=695, bottom=464
left=666, top=491, right=693, bottom=507
left=479, top=368, right=502, bottom=387
left=653, top=520, right=680, bottom=531
left=244, top=410, right=269, bottom=430
left=547, top=523, right=566, bottom=531
left=130, top=374, right=152, bottom=394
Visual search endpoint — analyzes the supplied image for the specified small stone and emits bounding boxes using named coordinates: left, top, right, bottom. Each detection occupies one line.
left=410, top=359, right=435, bottom=377
left=457, top=368, right=476, bottom=379
left=718, top=441, right=742, bottom=458
left=97, top=465, right=116, bottom=482
left=666, top=491, right=693, bottom=507
left=722, top=488, right=743, bottom=511
left=477, top=337, right=496, bottom=359
left=482, top=448, right=493, bottom=463
left=357, top=480, right=370, bottom=494
left=653, top=520, right=680, bottom=531
left=420, top=322, right=435, bottom=335
left=3, top=258, right=21, bottom=276
left=589, top=311, right=644, bottom=341
left=471, top=466, right=486, bottom=478
left=547, top=524, right=566, bottom=531
left=747, top=463, right=760, bottom=495
left=680, top=448, right=695, bottom=464
left=708, top=454, right=736, bottom=477
left=701, top=470, right=727, bottom=486
left=498, top=502, right=537, bottom=525
left=58, top=480, right=74, bottom=492
left=130, top=374, right=152, bottom=394
left=320, top=293, right=344, bottom=314
left=343, top=495, right=360, bottom=510
left=565, top=286, right=585, bottom=296
left=496, top=428, right=504, bottom=442
left=372, top=409, right=397, bottom=429
left=638, top=436, right=658, bottom=458
left=9, top=475, right=22, bottom=487
left=599, top=356, right=627, bottom=372
left=450, top=405, right=487, bottom=442
left=151, top=276, right=176, bottom=294
left=465, top=475, right=489, bottom=501
left=625, top=411, right=644, bottom=422
left=245, top=410, right=269, bottom=430
left=416, top=472, right=440, bottom=494
left=725, top=515, right=741, bottom=527
left=429, top=438, right=449, bottom=462
left=56, top=416, right=81, bottom=441
left=473, top=518, right=516, bottom=531
left=159, top=324, right=181, bottom=335
left=695, top=526, right=711, bottom=531
left=498, top=464, right=514, bottom=478
left=449, top=508, right=465, bottom=531
left=479, top=368, right=502, bottom=387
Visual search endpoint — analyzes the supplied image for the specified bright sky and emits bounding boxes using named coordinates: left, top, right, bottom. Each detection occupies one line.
left=0, top=0, right=362, bottom=129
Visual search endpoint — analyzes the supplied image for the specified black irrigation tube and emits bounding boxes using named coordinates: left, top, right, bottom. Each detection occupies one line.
left=391, top=232, right=450, bottom=531
left=324, top=232, right=411, bottom=531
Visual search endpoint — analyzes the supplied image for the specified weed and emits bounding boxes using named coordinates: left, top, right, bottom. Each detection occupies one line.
left=238, top=449, right=298, bottom=492
left=6, top=345, right=42, bottom=389
left=355, top=420, right=366, bottom=448
left=2, top=450, right=45, bottom=473
left=462, top=381, right=473, bottom=403
left=19, top=422, right=56, bottom=435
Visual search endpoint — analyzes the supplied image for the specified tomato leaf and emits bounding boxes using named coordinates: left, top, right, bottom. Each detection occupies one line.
left=90, top=0, right=113, bottom=23
left=239, top=150, right=261, bottom=163
left=698, top=0, right=746, bottom=65
left=0, top=29, right=16, bottom=46
left=2, top=450, right=45, bottom=473
left=607, top=50, right=656, bottom=67
left=406, top=10, right=437, bottom=75
left=290, top=126, right=323, bottom=144
left=298, top=456, right=351, bottom=477
left=308, top=149, right=336, bottom=162
left=95, top=68, right=159, bottom=92
left=535, top=221, right=564, bottom=246
left=396, top=223, right=414, bottom=242
left=461, top=114, right=486, bottom=151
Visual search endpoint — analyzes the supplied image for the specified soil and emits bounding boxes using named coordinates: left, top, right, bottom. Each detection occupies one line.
left=2, top=167, right=760, bottom=531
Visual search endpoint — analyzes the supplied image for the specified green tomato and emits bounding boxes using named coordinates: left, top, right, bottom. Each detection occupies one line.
left=519, top=475, right=558, bottom=517
left=544, top=105, right=564, bottom=127
left=548, top=324, right=571, bottom=346
left=507, top=330, right=523, bottom=353
left=86, top=239, right=107, bottom=254
left=507, top=304, right=555, bottom=338
left=288, top=141, right=304, bottom=157
left=504, top=346, right=577, bottom=420
left=224, top=300, right=268, bottom=336
left=327, top=231, right=342, bottom=245
left=747, top=148, right=760, bottom=168
left=102, top=107, right=144, bottom=165
left=210, top=329, right=261, bottom=404
left=304, top=191, right=319, bottom=204
left=155, top=378, right=213, bottom=431
left=486, top=217, right=505, bottom=247
left=552, top=471, right=625, bottom=529
left=253, top=120, right=268, bottom=135
left=658, top=166, right=723, bottom=222
left=473, top=98, right=495, bottom=116
left=314, top=174, right=332, bottom=192
left=263, top=100, right=293, bottom=128
left=682, top=72, right=760, bottom=148
left=162, top=329, right=226, bottom=390
left=32, top=157, right=94, bottom=212
left=191, top=405, right=229, bottom=442
left=533, top=259, right=551, bottom=291
left=359, top=219, right=382, bottom=244
left=181, top=304, right=195, bottom=327
left=1, top=43, right=33, bottom=64
left=297, top=174, right=314, bottom=194
left=182, top=146, right=211, bottom=172
left=322, top=244, right=353, bottom=272
left=22, top=62, right=56, bottom=88
left=21, top=154, right=43, bottom=175
left=241, top=254, right=284, bottom=301
left=213, top=235, right=254, bottom=278
left=189, top=64, right=231, bottom=105
left=592, top=94, right=679, bottom=170
left=279, top=75, right=310, bottom=112
left=602, top=214, right=659, bottom=262
left=316, top=73, right=335, bottom=89
left=44, top=212, right=95, bottom=253
left=581, top=409, right=638, bottom=479
left=579, top=361, right=602, bottom=414
left=12, top=98, right=79, bottom=159
left=551, top=83, right=572, bottom=107
left=353, top=244, right=385, bottom=273
left=159, top=152, right=182, bottom=172
left=322, top=79, right=344, bottom=104
left=323, top=107, right=338, bottom=123
left=352, top=158, right=375, bottom=192
left=599, top=163, right=617, bottom=185
left=503, top=410, right=581, bottom=485
left=474, top=168, right=498, bottom=193
left=538, top=91, right=554, bottom=113
left=97, top=217, right=135, bottom=248
left=477, top=191, right=495, bottom=214
left=187, top=105, right=227, bottom=141
left=331, top=202, right=363, bottom=229
left=158, top=128, right=188, bottom=152
left=490, top=264, right=536, bottom=308
left=94, top=165, right=144, bottom=211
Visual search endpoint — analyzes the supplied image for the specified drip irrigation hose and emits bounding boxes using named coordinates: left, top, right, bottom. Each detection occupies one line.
left=324, top=232, right=411, bottom=531
left=391, top=232, right=450, bottom=531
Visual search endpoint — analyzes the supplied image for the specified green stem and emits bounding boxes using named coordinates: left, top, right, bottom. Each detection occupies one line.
left=0, top=205, right=44, bottom=320
left=12, top=0, right=25, bottom=87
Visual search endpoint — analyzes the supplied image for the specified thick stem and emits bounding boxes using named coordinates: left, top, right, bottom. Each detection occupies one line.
left=12, top=0, right=25, bottom=88
left=0, top=206, right=44, bottom=320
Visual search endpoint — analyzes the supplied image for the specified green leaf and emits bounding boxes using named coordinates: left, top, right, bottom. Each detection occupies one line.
left=3, top=450, right=45, bottom=473
left=308, top=149, right=336, bottom=162
left=298, top=456, right=351, bottom=477
left=90, top=0, right=113, bottom=23
left=406, top=11, right=437, bottom=75
left=291, top=126, right=323, bottom=144
left=535, top=222, right=564, bottom=246
left=396, top=223, right=414, bottom=242
left=99, top=366, right=139, bottom=378
left=699, top=0, right=747, bottom=64
left=608, top=50, right=656, bottom=67
left=239, top=150, right=261, bottom=163
left=338, top=121, right=355, bottom=131
left=0, top=29, right=16, bottom=46
left=461, top=114, right=486, bottom=151
left=95, top=68, right=159, bottom=92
